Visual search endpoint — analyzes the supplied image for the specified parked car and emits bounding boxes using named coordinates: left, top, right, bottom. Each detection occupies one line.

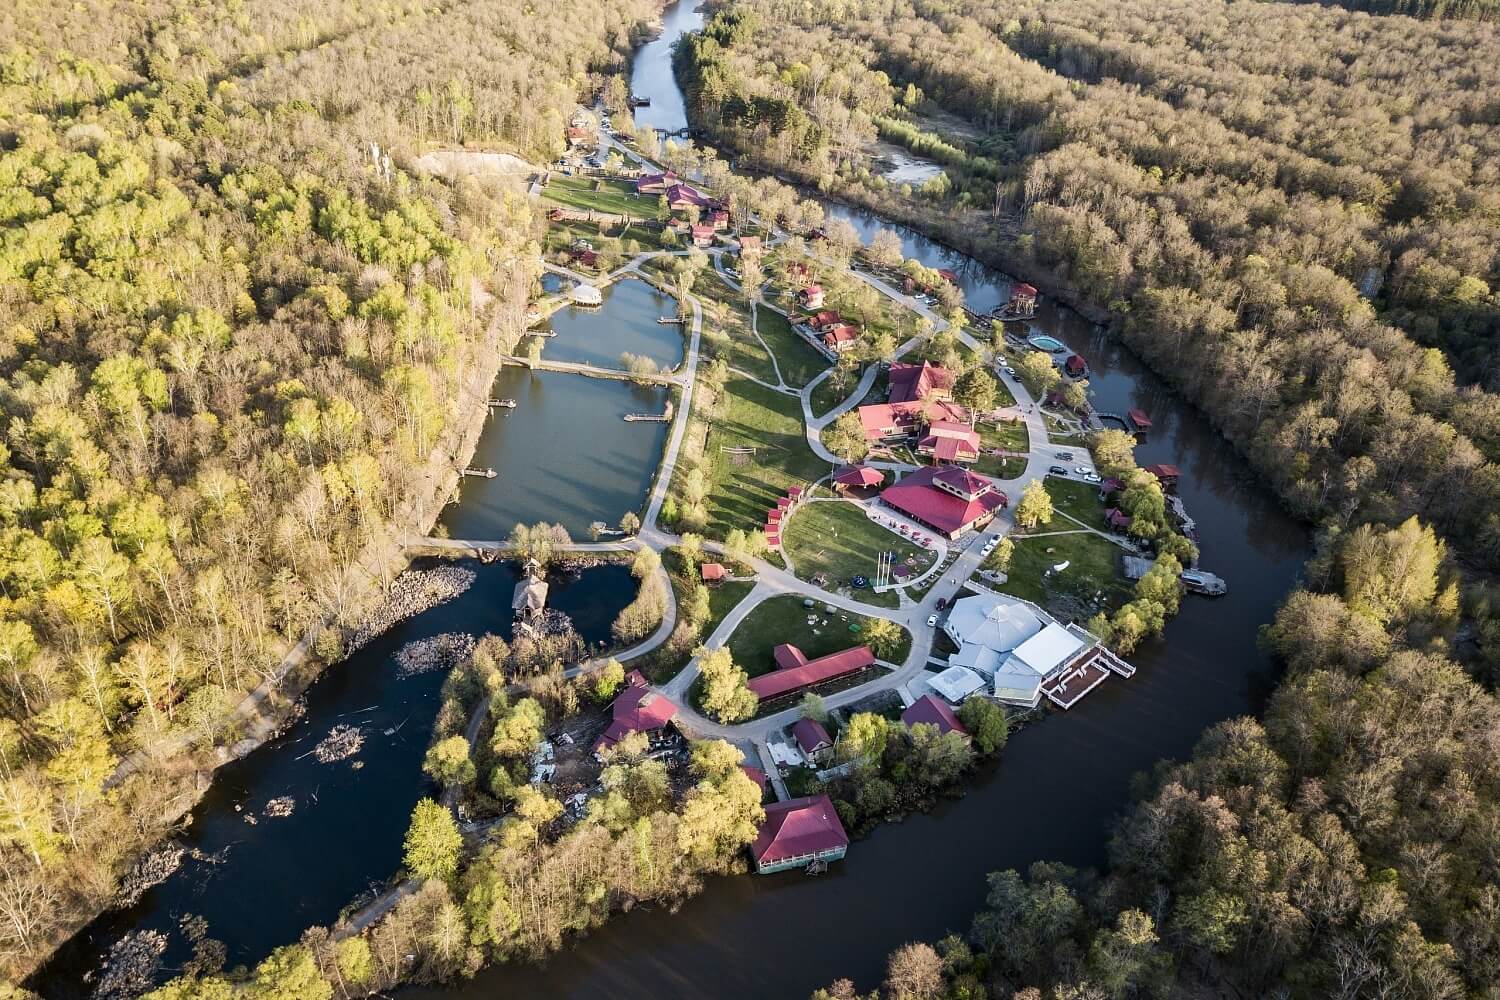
left=927, top=614, right=940, bottom=628
left=936, top=597, right=949, bottom=610
left=1056, top=451, right=1075, bottom=461
left=1048, top=465, right=1069, bottom=476
left=1082, top=472, right=1102, bottom=484
left=1002, top=365, right=1016, bottom=376
left=1074, top=466, right=1093, bottom=477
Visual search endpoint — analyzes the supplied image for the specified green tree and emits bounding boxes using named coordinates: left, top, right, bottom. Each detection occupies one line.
left=863, top=617, right=905, bottom=659
left=958, top=698, right=1009, bottom=755
left=954, top=368, right=999, bottom=414
left=1017, top=352, right=1060, bottom=397
left=403, top=798, right=462, bottom=883
left=592, top=658, right=626, bottom=702
left=423, top=735, right=476, bottom=788
left=244, top=944, right=332, bottom=1000
left=696, top=646, right=757, bottom=723
left=825, top=409, right=871, bottom=463
left=1014, top=479, right=1054, bottom=529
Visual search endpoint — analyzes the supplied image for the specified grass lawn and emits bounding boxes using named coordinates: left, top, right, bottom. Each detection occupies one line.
left=756, top=308, right=830, bottom=388
left=1044, top=476, right=1110, bottom=532
left=692, top=375, right=829, bottom=538
left=725, top=594, right=911, bottom=676
left=696, top=277, right=778, bottom=385
left=783, top=500, right=935, bottom=598
left=974, top=418, right=1030, bottom=479
left=809, top=362, right=882, bottom=419
left=631, top=577, right=755, bottom=684
left=1000, top=530, right=1132, bottom=611
left=542, top=176, right=659, bottom=218
left=1043, top=414, right=1091, bottom=446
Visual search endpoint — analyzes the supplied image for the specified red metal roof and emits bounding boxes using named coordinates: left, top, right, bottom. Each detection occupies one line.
left=937, top=268, right=959, bottom=283
left=1144, top=463, right=1180, bottom=479
left=747, top=645, right=875, bottom=700
left=700, top=562, right=727, bottom=581
left=902, top=694, right=969, bottom=737
left=824, top=324, right=858, bottom=344
left=834, top=465, right=884, bottom=487
left=791, top=718, right=833, bottom=756
left=1064, top=354, right=1086, bottom=374
left=1011, top=282, right=1037, bottom=298
left=888, top=361, right=954, bottom=405
left=787, top=486, right=804, bottom=497
left=740, top=764, right=769, bottom=793
left=933, top=465, right=990, bottom=496
left=810, top=310, right=841, bottom=329
left=751, top=794, right=849, bottom=867
left=594, top=685, right=678, bottom=752
left=773, top=643, right=809, bottom=670
left=881, top=466, right=1007, bottom=536
left=1127, top=408, right=1153, bottom=428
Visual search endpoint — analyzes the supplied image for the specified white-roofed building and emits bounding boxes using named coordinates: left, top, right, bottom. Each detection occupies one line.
left=943, top=593, right=1046, bottom=680
left=926, top=665, right=986, bottom=703
left=994, top=622, right=1090, bottom=707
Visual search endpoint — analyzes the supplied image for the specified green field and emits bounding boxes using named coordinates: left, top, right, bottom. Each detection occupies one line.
left=782, top=500, right=934, bottom=599
left=695, top=275, right=778, bottom=384
left=542, top=176, right=659, bottom=218
left=693, top=375, right=829, bottom=538
left=1000, top=530, right=1131, bottom=610
left=725, top=594, right=911, bottom=676
left=1045, top=476, right=1110, bottom=531
left=632, top=577, right=755, bottom=684
left=755, top=308, right=830, bottom=387
left=974, top=418, right=1029, bottom=478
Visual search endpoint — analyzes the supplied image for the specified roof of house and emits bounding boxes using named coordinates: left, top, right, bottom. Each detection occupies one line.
left=791, top=718, right=833, bottom=756
left=858, top=398, right=969, bottom=441
left=748, top=645, right=875, bottom=700
left=937, top=268, right=959, bottom=283
left=1065, top=354, right=1086, bottom=373
left=810, top=310, right=841, bottom=329
left=751, top=794, right=849, bottom=866
left=1008, top=622, right=1088, bottom=678
left=834, top=465, right=884, bottom=488
left=1127, top=408, right=1153, bottom=427
left=701, top=562, right=727, bottom=581
left=667, top=183, right=711, bottom=207
left=933, top=465, right=990, bottom=497
left=1106, top=509, right=1133, bottom=530
left=888, top=361, right=954, bottom=404
left=801, top=284, right=823, bottom=296
left=824, top=323, right=859, bottom=344
left=594, top=685, right=679, bottom=753
left=881, top=466, right=1007, bottom=535
left=773, top=643, right=810, bottom=670
left=903, top=694, right=969, bottom=737
left=946, top=593, right=1047, bottom=659
left=926, top=435, right=977, bottom=462
left=740, top=764, right=769, bottom=793
left=1143, top=463, right=1180, bottom=479
left=690, top=223, right=716, bottom=239
left=1011, top=282, right=1038, bottom=297
left=739, top=235, right=762, bottom=251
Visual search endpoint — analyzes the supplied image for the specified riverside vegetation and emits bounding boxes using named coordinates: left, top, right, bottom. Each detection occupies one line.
left=0, top=0, right=662, bottom=981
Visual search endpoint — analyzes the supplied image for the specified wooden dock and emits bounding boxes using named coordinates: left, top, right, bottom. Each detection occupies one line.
left=624, top=401, right=674, bottom=423
left=462, top=467, right=497, bottom=479
left=487, top=398, right=517, bottom=409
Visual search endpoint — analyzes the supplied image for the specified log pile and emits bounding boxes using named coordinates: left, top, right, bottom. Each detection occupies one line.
left=395, top=632, right=477, bottom=678
left=347, top=565, right=477, bottom=653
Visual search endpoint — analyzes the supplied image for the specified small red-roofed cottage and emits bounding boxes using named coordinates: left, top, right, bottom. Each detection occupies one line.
left=636, top=170, right=678, bottom=195
left=1127, top=408, right=1153, bottom=433
left=791, top=718, right=834, bottom=765
left=593, top=684, right=679, bottom=757
left=667, top=183, right=712, bottom=212
left=887, top=361, right=954, bottom=405
left=708, top=208, right=730, bottom=230
left=750, top=794, right=849, bottom=873
left=902, top=694, right=970, bottom=740
left=798, top=285, right=825, bottom=309
left=1064, top=354, right=1087, bottom=378
left=833, top=465, right=884, bottom=491
left=690, top=223, right=716, bottom=247
left=1143, top=464, right=1180, bottom=490
left=1105, top=509, right=1133, bottom=534
left=822, top=323, right=859, bottom=353
left=809, top=309, right=841, bottom=331
left=700, top=562, right=727, bottom=583
left=917, top=420, right=981, bottom=464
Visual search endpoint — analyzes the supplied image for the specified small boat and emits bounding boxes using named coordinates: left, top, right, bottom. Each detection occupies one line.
left=487, top=398, right=518, bottom=408
left=1180, top=569, right=1227, bottom=596
left=462, top=467, right=497, bottom=479
left=805, top=860, right=829, bottom=875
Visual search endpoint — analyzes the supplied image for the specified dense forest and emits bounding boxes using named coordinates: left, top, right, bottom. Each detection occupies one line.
left=0, top=0, right=659, bottom=980
left=679, top=0, right=1500, bottom=569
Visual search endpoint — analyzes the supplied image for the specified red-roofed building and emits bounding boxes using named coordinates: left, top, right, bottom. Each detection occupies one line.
left=880, top=466, right=1007, bottom=538
left=1064, top=354, right=1087, bottom=378
left=751, top=794, right=849, bottom=873
left=833, top=465, right=885, bottom=490
left=791, top=719, right=834, bottom=764
left=809, top=310, right=841, bottom=331
left=937, top=268, right=959, bottom=285
left=635, top=170, right=678, bottom=195
left=700, top=562, right=727, bottom=583
left=738, top=235, right=763, bottom=256
left=773, top=643, right=809, bottom=670
left=917, top=420, right=981, bottom=464
left=822, top=323, right=859, bottom=353
left=858, top=398, right=969, bottom=443
left=1007, top=282, right=1038, bottom=314
left=748, top=645, right=876, bottom=702
left=1106, top=509, right=1134, bottom=533
left=565, top=126, right=595, bottom=147
left=740, top=764, right=769, bottom=797
left=798, top=285, right=825, bottom=309
left=888, top=361, right=954, bottom=405
left=902, top=694, right=970, bottom=739
left=1143, top=464, right=1180, bottom=490
left=667, top=184, right=712, bottom=212
left=690, top=223, right=716, bottom=247
left=593, top=684, right=680, bottom=756
left=708, top=209, right=730, bottom=230
left=1127, top=408, right=1153, bottom=432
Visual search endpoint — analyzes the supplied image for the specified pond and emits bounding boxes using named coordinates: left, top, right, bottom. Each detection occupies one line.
left=35, top=560, right=639, bottom=998
left=438, top=367, right=670, bottom=540
left=545, top=277, right=685, bottom=372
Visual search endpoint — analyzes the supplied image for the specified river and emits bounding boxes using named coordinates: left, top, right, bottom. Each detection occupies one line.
left=402, top=4, right=1310, bottom=998
left=37, top=560, right=639, bottom=997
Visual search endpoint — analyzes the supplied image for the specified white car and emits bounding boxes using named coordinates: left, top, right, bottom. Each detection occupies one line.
left=1002, top=366, right=1016, bottom=376
left=1074, top=466, right=1093, bottom=477
left=927, top=614, right=939, bottom=628
left=1081, top=472, right=1102, bottom=484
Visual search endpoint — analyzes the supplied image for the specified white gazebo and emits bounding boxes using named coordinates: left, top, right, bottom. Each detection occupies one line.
left=569, top=283, right=602, bottom=307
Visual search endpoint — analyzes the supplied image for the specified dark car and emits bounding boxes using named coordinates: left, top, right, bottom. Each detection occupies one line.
left=1056, top=451, right=1075, bottom=461
left=935, top=597, right=949, bottom=611
left=1048, top=465, right=1069, bottom=476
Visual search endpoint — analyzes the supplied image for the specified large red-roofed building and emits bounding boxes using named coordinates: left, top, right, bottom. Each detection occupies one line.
left=750, top=794, right=850, bottom=873
left=917, top=420, right=981, bottom=464
left=748, top=644, right=876, bottom=701
left=593, top=679, right=679, bottom=756
left=887, top=361, right=954, bottom=405
left=880, top=466, right=1007, bottom=538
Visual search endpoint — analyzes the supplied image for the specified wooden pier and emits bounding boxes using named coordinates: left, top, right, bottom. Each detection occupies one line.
left=625, top=400, right=674, bottom=423
left=462, top=467, right=497, bottom=479
left=657, top=316, right=685, bottom=324
left=487, top=398, right=517, bottom=409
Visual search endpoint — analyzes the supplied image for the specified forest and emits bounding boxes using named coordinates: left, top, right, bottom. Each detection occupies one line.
left=0, top=0, right=658, bottom=980
left=679, top=0, right=1500, bottom=569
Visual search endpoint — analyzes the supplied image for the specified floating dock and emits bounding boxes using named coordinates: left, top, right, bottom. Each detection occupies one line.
left=462, top=467, right=497, bottom=479
left=487, top=398, right=517, bottom=409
